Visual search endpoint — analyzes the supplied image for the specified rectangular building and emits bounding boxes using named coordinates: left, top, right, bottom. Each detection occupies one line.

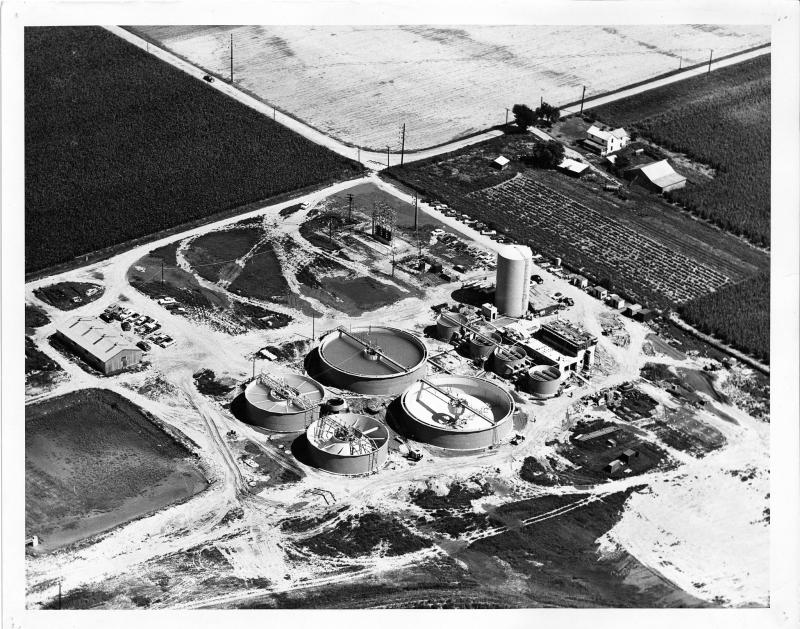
left=54, top=315, right=143, bottom=375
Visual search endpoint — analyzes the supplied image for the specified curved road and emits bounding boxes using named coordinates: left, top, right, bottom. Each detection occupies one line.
left=105, top=26, right=769, bottom=172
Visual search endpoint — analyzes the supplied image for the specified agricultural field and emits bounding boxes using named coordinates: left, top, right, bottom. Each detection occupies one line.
left=679, top=273, right=770, bottom=362
left=26, top=389, right=207, bottom=550
left=132, top=25, right=768, bottom=151
left=588, top=55, right=770, bottom=247
left=25, top=27, right=362, bottom=274
left=385, top=134, right=768, bottom=310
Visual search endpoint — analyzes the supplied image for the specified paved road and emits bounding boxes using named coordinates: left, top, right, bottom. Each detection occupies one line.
left=105, top=26, right=769, bottom=171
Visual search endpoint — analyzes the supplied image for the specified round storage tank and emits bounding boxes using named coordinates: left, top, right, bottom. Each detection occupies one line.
left=305, top=413, right=389, bottom=475
left=398, top=375, right=514, bottom=450
left=316, top=326, right=428, bottom=395
left=494, top=245, right=533, bottom=317
left=492, top=345, right=527, bottom=377
left=242, top=373, right=325, bottom=432
left=526, top=364, right=563, bottom=398
left=435, top=312, right=467, bottom=342
left=468, top=328, right=501, bottom=360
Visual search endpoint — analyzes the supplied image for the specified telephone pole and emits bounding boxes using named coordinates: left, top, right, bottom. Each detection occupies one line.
left=579, top=85, right=586, bottom=113
left=707, top=49, right=713, bottom=75
left=505, top=107, right=509, bottom=125
left=386, top=146, right=390, bottom=168
left=413, top=194, right=418, bottom=231
left=678, top=55, right=682, bottom=70
left=400, top=123, right=406, bottom=166
left=347, top=193, right=354, bottom=223
left=230, top=33, right=234, bottom=83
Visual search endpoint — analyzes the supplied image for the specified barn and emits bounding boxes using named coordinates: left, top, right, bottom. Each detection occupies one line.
left=628, top=159, right=687, bottom=193
left=54, top=316, right=143, bottom=375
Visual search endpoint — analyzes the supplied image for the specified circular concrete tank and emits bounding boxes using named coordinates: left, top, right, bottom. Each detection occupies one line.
left=305, top=413, right=389, bottom=475
left=526, top=364, right=563, bottom=398
left=468, top=329, right=501, bottom=360
left=398, top=375, right=514, bottom=450
left=435, top=312, right=467, bottom=342
left=242, top=373, right=325, bottom=432
left=316, top=326, right=428, bottom=395
left=494, top=245, right=533, bottom=317
left=492, top=345, right=528, bottom=377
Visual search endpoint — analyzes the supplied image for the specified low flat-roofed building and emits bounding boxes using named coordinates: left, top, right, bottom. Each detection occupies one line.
left=54, top=315, right=142, bottom=375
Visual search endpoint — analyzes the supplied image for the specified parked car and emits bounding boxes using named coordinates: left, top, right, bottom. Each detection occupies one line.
left=532, top=275, right=544, bottom=284
left=121, top=321, right=131, bottom=331
left=136, top=341, right=151, bottom=352
left=203, top=75, right=214, bottom=82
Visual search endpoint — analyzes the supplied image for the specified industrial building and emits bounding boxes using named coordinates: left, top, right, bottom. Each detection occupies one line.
left=240, top=372, right=325, bottom=432
left=494, top=244, right=533, bottom=317
left=522, top=320, right=597, bottom=372
left=311, top=325, right=428, bottom=395
left=54, top=315, right=142, bottom=375
left=305, top=413, right=388, bottom=475
left=397, top=375, right=514, bottom=450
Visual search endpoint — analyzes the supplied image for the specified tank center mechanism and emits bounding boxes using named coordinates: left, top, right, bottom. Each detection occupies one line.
left=314, top=414, right=382, bottom=456
left=417, top=378, right=495, bottom=429
left=258, top=373, right=313, bottom=411
left=337, top=326, right=404, bottom=371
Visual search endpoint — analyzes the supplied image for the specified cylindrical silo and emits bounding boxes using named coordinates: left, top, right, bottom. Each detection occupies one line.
left=494, top=245, right=533, bottom=317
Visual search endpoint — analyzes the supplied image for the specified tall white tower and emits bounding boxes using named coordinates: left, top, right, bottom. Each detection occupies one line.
left=494, top=244, right=532, bottom=317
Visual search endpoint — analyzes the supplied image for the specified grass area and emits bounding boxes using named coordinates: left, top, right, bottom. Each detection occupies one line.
left=227, top=241, right=290, bottom=303
left=25, top=337, right=62, bottom=391
left=33, top=281, right=104, bottom=311
left=26, top=389, right=207, bottom=548
left=183, top=228, right=263, bottom=284
left=678, top=273, right=769, bottom=362
left=25, top=27, right=362, bottom=273
left=588, top=55, right=770, bottom=247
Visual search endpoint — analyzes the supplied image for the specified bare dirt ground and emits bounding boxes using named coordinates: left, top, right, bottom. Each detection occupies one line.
left=24, top=175, right=768, bottom=610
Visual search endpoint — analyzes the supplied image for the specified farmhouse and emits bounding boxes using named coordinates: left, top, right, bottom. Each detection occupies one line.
left=584, top=125, right=630, bottom=156
left=627, top=159, right=687, bottom=193
left=55, top=315, right=142, bottom=375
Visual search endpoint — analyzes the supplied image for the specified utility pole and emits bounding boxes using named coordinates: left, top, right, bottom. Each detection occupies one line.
left=505, top=107, right=509, bottom=125
left=347, top=193, right=354, bottom=223
left=707, top=49, right=713, bottom=75
left=252, top=356, right=256, bottom=379
left=357, top=146, right=361, bottom=162
left=413, top=194, right=418, bottom=231
left=273, top=107, right=276, bottom=120
left=230, top=33, right=234, bottom=83
left=58, top=580, right=62, bottom=610
left=540, top=95, right=543, bottom=107
left=161, top=259, right=164, bottom=286
left=386, top=146, right=390, bottom=168
left=678, top=55, right=682, bottom=70
left=579, top=85, right=586, bottom=113
left=400, top=123, right=406, bottom=166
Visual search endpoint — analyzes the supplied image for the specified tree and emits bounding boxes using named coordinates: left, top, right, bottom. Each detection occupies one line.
left=512, top=104, right=536, bottom=130
left=523, top=140, right=565, bottom=169
left=535, top=102, right=561, bottom=124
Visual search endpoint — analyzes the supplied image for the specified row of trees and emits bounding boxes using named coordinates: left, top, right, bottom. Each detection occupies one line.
left=511, top=102, right=560, bottom=129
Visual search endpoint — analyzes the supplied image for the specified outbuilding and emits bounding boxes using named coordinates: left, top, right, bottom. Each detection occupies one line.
left=589, top=286, right=608, bottom=300
left=492, top=156, right=510, bottom=170
left=54, top=315, right=142, bottom=375
left=627, top=159, right=687, bottom=193
left=557, top=157, right=590, bottom=178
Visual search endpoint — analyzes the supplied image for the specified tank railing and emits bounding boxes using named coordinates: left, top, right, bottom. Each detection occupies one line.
left=258, top=373, right=312, bottom=410
left=419, top=378, right=495, bottom=425
left=335, top=326, right=410, bottom=373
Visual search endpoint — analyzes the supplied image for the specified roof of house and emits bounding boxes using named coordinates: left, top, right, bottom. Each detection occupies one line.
left=586, top=125, right=629, bottom=143
left=557, top=158, right=590, bottom=174
left=57, top=315, right=141, bottom=362
left=635, top=159, right=686, bottom=189
left=493, top=155, right=510, bottom=166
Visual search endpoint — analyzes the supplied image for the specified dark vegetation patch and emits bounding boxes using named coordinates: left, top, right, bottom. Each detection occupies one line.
left=651, top=409, right=726, bottom=456
left=589, top=55, right=770, bottom=246
left=25, top=303, right=50, bottom=329
left=25, top=26, right=361, bottom=273
left=411, top=482, right=488, bottom=511
left=301, top=511, right=431, bottom=558
left=25, top=336, right=60, bottom=376
left=279, top=203, right=303, bottom=218
left=25, top=388, right=207, bottom=546
left=280, top=506, right=348, bottom=534
left=227, top=241, right=290, bottom=303
left=33, top=281, right=104, bottom=311
left=183, top=228, right=263, bottom=284
left=679, top=272, right=769, bottom=362
left=193, top=368, right=235, bottom=397
left=41, top=587, right=115, bottom=610
left=242, top=441, right=305, bottom=486
left=411, top=482, right=493, bottom=538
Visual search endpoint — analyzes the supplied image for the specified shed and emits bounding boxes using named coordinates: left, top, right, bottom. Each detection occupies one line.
left=557, top=158, right=590, bottom=178
left=607, top=294, right=625, bottom=309
left=492, top=156, right=510, bottom=170
left=620, top=449, right=639, bottom=464
left=572, top=275, right=589, bottom=289
left=629, top=159, right=687, bottom=193
left=604, top=459, right=624, bottom=474
left=589, top=286, right=608, bottom=300
left=634, top=308, right=656, bottom=322
left=625, top=303, right=642, bottom=316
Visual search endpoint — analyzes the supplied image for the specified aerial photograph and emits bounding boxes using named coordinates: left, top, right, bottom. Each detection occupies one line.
left=14, top=10, right=786, bottom=617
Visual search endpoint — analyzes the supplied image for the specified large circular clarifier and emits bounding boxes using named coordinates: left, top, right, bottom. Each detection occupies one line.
left=316, top=326, right=428, bottom=394
left=242, top=372, right=325, bottom=432
left=305, top=413, right=389, bottom=475
left=398, top=375, right=515, bottom=450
